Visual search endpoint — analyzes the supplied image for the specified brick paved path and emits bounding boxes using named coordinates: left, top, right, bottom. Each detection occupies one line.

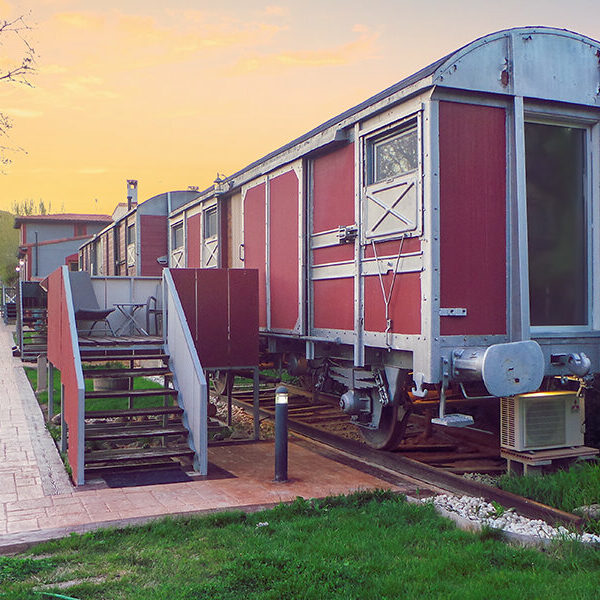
left=0, top=322, right=409, bottom=554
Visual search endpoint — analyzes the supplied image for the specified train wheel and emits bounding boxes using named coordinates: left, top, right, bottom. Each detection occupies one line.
left=360, top=405, right=404, bottom=450
left=213, top=371, right=233, bottom=397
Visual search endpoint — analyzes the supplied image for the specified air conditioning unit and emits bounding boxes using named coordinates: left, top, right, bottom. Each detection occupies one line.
left=500, top=391, right=584, bottom=452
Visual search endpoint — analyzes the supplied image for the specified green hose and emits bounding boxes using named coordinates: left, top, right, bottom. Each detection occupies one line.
left=34, top=591, right=81, bottom=600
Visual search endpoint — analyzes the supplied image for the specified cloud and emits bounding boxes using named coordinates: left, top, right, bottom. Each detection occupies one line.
left=2, top=107, right=43, bottom=118
left=264, top=6, right=288, bottom=16
left=231, top=25, right=379, bottom=74
left=40, top=64, right=68, bottom=75
left=62, top=75, right=119, bottom=99
left=47, top=9, right=287, bottom=73
left=54, top=11, right=104, bottom=30
left=78, top=167, right=107, bottom=175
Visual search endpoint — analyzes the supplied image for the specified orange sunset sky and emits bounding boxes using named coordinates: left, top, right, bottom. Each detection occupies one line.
left=1, top=0, right=600, bottom=215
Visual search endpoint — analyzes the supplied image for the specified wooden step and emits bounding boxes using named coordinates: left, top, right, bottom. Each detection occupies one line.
left=85, top=388, right=178, bottom=400
left=78, top=336, right=163, bottom=348
left=80, top=353, right=169, bottom=363
left=86, top=422, right=188, bottom=441
left=82, top=366, right=172, bottom=378
left=85, top=406, right=183, bottom=419
left=85, top=445, right=194, bottom=465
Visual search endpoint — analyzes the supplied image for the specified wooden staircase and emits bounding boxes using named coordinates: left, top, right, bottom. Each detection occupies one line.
left=79, top=339, right=194, bottom=477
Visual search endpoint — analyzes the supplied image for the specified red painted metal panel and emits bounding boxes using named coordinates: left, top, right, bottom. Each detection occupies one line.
left=170, top=269, right=198, bottom=339
left=47, top=267, right=81, bottom=484
left=313, top=278, right=354, bottom=330
left=269, top=170, right=299, bottom=330
left=363, top=272, right=421, bottom=334
left=170, top=268, right=259, bottom=368
left=439, top=101, right=507, bottom=336
left=187, top=213, right=202, bottom=268
left=228, top=269, right=259, bottom=366
left=312, top=244, right=354, bottom=265
left=312, top=144, right=355, bottom=232
left=363, top=237, right=421, bottom=259
left=244, top=183, right=267, bottom=328
left=140, top=215, right=167, bottom=276
left=194, top=269, right=229, bottom=367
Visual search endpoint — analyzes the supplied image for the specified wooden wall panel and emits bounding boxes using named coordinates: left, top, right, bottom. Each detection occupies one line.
left=186, top=213, right=202, bottom=268
left=439, top=101, right=507, bottom=336
left=243, top=183, right=267, bottom=328
left=140, top=215, right=167, bottom=276
left=269, top=170, right=299, bottom=330
left=312, top=143, right=355, bottom=232
left=313, top=278, right=354, bottom=331
left=363, top=272, right=421, bottom=334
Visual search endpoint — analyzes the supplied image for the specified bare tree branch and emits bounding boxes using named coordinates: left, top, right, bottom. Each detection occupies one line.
left=0, top=14, right=36, bottom=171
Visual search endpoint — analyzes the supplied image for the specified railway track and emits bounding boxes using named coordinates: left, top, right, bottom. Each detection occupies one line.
left=220, top=383, right=584, bottom=529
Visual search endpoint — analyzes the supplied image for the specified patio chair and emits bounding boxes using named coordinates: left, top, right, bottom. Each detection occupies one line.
left=145, top=295, right=162, bottom=336
left=69, top=271, right=115, bottom=336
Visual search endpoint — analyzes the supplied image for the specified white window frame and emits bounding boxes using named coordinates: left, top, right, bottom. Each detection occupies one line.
left=521, top=105, right=599, bottom=335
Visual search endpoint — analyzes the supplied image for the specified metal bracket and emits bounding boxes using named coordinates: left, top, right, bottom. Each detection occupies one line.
left=336, top=225, right=358, bottom=244
left=373, top=369, right=390, bottom=406
left=439, top=307, right=467, bottom=317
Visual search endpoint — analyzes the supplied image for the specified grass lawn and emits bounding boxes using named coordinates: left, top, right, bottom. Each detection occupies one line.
left=0, top=491, right=599, bottom=600
left=497, top=461, right=600, bottom=535
left=24, top=366, right=173, bottom=414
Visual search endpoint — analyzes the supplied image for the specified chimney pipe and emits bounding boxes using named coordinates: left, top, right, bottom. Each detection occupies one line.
left=126, top=179, right=138, bottom=211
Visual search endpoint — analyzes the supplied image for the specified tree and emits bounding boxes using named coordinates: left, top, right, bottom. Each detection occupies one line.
left=11, top=198, right=51, bottom=215
left=0, top=14, right=36, bottom=171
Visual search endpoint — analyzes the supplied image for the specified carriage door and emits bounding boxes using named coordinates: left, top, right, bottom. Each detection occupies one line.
left=308, top=144, right=356, bottom=341
left=359, top=118, right=422, bottom=349
left=202, top=204, right=219, bottom=268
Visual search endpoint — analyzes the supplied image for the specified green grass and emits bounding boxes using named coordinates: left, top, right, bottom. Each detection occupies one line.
left=24, top=366, right=172, bottom=414
left=497, top=461, right=600, bottom=534
left=0, top=491, right=599, bottom=600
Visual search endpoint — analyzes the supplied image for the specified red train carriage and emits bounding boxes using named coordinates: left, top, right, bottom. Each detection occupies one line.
left=170, top=27, right=600, bottom=450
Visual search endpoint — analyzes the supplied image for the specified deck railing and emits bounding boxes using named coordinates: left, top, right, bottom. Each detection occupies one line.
left=89, top=276, right=162, bottom=337
left=163, top=269, right=208, bottom=474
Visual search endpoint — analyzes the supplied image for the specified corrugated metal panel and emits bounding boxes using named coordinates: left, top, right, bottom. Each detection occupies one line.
left=439, top=101, right=507, bottom=336
left=269, top=170, right=299, bottom=331
left=244, top=183, right=267, bottom=328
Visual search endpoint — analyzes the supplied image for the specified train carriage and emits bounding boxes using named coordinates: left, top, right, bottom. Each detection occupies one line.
left=170, top=27, right=600, bottom=449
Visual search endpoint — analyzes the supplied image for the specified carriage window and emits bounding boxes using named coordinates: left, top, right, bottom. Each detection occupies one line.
left=368, top=126, right=418, bottom=184
left=126, top=224, right=135, bottom=245
left=525, top=122, right=587, bottom=327
left=203, top=206, right=218, bottom=239
left=171, top=221, right=184, bottom=249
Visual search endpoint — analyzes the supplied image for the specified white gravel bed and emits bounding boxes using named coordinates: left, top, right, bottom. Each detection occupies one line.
left=422, top=493, right=600, bottom=546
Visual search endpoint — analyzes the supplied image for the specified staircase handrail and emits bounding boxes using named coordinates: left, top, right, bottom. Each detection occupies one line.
left=163, top=269, right=208, bottom=474
left=47, top=266, right=86, bottom=484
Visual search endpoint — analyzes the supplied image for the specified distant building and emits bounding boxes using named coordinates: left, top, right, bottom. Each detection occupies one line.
left=14, top=213, right=112, bottom=280
left=79, top=180, right=199, bottom=277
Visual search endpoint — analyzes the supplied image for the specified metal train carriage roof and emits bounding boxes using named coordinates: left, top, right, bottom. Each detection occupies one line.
left=179, top=26, right=600, bottom=209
